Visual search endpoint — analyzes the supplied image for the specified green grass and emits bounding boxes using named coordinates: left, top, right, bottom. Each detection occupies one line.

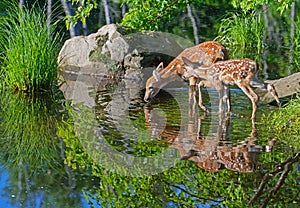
left=0, top=2, right=61, bottom=92
left=216, top=11, right=264, bottom=58
left=260, top=95, right=300, bottom=150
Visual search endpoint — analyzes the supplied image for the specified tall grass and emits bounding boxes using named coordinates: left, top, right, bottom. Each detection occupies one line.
left=0, top=2, right=61, bottom=92
left=216, top=11, right=264, bottom=58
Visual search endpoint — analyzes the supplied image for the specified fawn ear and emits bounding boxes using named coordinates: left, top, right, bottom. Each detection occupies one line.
left=199, top=54, right=206, bottom=65
left=153, top=62, right=163, bottom=81
left=219, top=49, right=224, bottom=60
left=156, top=62, right=164, bottom=71
left=153, top=69, right=160, bottom=81
left=182, top=57, right=193, bottom=69
left=182, top=56, right=201, bottom=71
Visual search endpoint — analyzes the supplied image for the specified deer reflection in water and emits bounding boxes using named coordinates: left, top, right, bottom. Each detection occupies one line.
left=144, top=86, right=276, bottom=173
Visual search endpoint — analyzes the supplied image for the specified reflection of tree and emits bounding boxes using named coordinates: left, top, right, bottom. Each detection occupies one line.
left=250, top=153, right=300, bottom=207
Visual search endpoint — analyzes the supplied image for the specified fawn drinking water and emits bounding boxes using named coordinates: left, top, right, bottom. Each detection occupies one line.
left=144, top=41, right=230, bottom=111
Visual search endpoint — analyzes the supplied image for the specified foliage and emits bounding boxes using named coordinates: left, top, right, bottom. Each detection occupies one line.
left=231, top=0, right=293, bottom=14
left=0, top=2, right=61, bottom=92
left=65, top=0, right=97, bottom=30
left=121, top=0, right=187, bottom=30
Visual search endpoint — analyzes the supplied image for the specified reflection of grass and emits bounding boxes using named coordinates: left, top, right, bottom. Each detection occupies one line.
left=260, top=95, right=300, bottom=150
left=0, top=91, right=61, bottom=170
left=217, top=11, right=264, bottom=58
left=0, top=1, right=60, bottom=92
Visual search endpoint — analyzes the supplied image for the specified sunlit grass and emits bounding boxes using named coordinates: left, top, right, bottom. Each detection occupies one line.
left=0, top=2, right=61, bottom=92
left=216, top=11, right=264, bottom=59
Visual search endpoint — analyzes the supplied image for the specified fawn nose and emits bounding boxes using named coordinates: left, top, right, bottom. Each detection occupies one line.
left=144, top=96, right=150, bottom=102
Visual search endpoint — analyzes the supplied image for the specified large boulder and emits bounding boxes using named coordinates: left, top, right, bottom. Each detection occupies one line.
left=58, top=24, right=188, bottom=80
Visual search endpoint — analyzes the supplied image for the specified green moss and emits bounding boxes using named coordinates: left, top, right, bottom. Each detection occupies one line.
left=89, top=34, right=121, bottom=72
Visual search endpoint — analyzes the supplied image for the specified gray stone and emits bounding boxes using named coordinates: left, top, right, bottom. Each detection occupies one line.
left=58, top=24, right=187, bottom=81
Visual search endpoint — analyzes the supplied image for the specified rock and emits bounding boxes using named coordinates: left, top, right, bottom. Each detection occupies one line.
left=57, top=24, right=188, bottom=81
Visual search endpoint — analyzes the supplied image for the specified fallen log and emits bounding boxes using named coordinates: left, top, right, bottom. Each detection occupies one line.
left=256, top=72, right=300, bottom=104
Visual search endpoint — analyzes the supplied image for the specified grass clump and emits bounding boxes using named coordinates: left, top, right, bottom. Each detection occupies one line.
left=0, top=2, right=61, bottom=93
left=216, top=11, right=264, bottom=58
left=260, top=95, right=300, bottom=151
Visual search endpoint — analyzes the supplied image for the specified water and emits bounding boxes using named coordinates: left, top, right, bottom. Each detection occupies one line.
left=0, top=73, right=298, bottom=207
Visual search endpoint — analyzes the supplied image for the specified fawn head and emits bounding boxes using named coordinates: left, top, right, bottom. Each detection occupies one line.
left=144, top=62, right=164, bottom=102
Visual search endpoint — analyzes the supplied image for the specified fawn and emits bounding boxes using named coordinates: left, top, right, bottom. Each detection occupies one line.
left=181, top=57, right=280, bottom=121
left=144, top=41, right=229, bottom=111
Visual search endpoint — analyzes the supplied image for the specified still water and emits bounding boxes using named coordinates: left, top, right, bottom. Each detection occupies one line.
left=0, top=70, right=298, bottom=207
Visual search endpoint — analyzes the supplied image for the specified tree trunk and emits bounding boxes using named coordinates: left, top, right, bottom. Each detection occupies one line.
left=187, top=4, right=199, bottom=44
left=47, top=0, right=52, bottom=33
left=102, top=0, right=111, bottom=24
left=288, top=2, right=295, bottom=75
left=99, top=5, right=104, bottom=26
left=60, top=0, right=80, bottom=37
left=122, top=3, right=127, bottom=17
left=80, top=2, right=89, bottom=36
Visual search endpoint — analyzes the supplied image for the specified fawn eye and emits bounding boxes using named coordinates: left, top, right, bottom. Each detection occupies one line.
left=149, top=86, right=154, bottom=91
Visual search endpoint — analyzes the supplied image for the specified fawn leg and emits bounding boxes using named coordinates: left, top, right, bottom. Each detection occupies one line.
left=197, top=80, right=209, bottom=112
left=266, top=84, right=280, bottom=104
left=224, top=85, right=231, bottom=112
left=237, top=83, right=259, bottom=121
left=216, top=83, right=226, bottom=114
